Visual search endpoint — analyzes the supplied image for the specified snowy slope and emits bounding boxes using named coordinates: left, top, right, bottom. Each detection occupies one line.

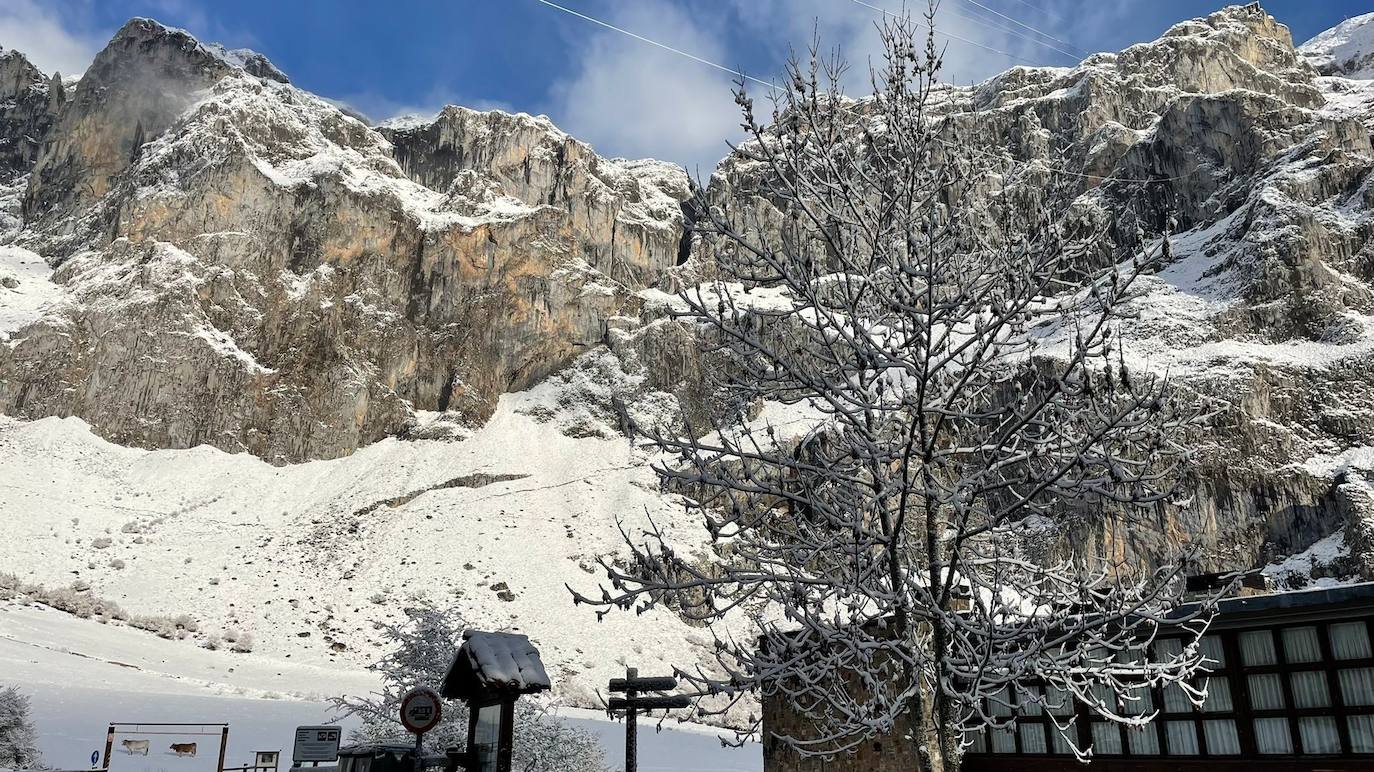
left=0, top=384, right=726, bottom=711
left=1301, top=11, right=1374, bottom=78
left=0, top=245, right=65, bottom=342
left=2, top=604, right=761, bottom=772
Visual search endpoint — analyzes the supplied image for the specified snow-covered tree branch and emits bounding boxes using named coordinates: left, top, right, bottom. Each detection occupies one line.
left=574, top=5, right=1221, bottom=771
left=0, top=685, right=43, bottom=771
left=329, top=605, right=602, bottom=772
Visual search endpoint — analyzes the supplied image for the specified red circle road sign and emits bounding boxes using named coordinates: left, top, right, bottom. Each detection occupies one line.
left=400, top=687, right=443, bottom=734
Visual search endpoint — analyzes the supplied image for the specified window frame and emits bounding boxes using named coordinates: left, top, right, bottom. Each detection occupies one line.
left=964, top=615, right=1374, bottom=760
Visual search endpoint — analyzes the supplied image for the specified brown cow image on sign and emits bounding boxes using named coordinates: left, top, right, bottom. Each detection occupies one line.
left=169, top=743, right=197, bottom=757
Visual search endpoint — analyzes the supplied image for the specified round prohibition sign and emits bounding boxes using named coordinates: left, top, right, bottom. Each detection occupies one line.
left=400, top=686, right=443, bottom=734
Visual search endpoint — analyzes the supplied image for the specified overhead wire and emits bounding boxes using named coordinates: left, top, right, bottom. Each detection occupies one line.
left=529, top=0, right=1198, bottom=185
left=944, top=3, right=1082, bottom=61
left=847, top=0, right=1037, bottom=65
left=955, top=0, right=1089, bottom=56
left=531, top=0, right=778, bottom=91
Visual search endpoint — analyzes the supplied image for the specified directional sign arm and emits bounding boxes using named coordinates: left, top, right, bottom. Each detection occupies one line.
left=608, top=677, right=678, bottom=692
left=608, top=695, right=692, bottom=711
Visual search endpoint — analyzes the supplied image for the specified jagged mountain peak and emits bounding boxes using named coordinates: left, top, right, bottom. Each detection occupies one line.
left=1301, top=11, right=1374, bottom=79
left=108, top=17, right=288, bottom=83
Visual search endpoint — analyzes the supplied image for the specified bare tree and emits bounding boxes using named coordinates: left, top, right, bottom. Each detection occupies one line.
left=576, top=7, right=1217, bottom=771
left=330, top=605, right=603, bottom=772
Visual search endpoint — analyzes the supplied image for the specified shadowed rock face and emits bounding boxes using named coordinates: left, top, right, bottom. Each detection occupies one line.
left=0, top=18, right=691, bottom=463
left=696, top=3, right=1374, bottom=581
left=0, top=49, right=66, bottom=185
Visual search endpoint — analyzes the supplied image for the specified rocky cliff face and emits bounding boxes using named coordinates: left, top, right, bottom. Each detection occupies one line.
left=700, top=3, right=1374, bottom=584
left=0, top=48, right=65, bottom=187
left=1, top=4, right=1372, bottom=589
left=0, top=19, right=691, bottom=463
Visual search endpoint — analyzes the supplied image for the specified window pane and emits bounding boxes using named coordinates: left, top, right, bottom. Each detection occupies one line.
left=1240, top=630, right=1277, bottom=666
left=1339, top=667, right=1374, bottom=706
left=1330, top=621, right=1372, bottom=660
left=1162, top=682, right=1192, bottom=713
left=1254, top=717, right=1293, bottom=754
left=966, top=729, right=987, bottom=754
left=1291, top=671, right=1331, bottom=708
left=1018, top=724, right=1047, bottom=754
left=1283, top=626, right=1322, bottom=664
left=1091, top=722, right=1122, bottom=755
left=1201, top=636, right=1226, bottom=668
left=991, top=726, right=1016, bottom=753
left=1117, top=644, right=1146, bottom=666
left=1044, top=685, right=1075, bottom=716
left=989, top=686, right=1014, bottom=716
left=1247, top=673, right=1285, bottom=710
left=1203, top=720, right=1241, bottom=754
left=1201, top=677, right=1233, bottom=712
left=1299, top=716, right=1341, bottom=754
left=1127, top=725, right=1160, bottom=755
left=1347, top=715, right=1374, bottom=754
left=1050, top=727, right=1076, bottom=755
left=1166, top=721, right=1199, bottom=755
left=1155, top=638, right=1184, bottom=660
left=1123, top=684, right=1154, bottom=716
left=473, top=703, right=501, bottom=772
left=1017, top=685, right=1044, bottom=716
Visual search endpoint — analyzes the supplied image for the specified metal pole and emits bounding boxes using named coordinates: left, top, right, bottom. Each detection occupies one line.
left=102, top=725, right=115, bottom=771
left=413, top=732, right=424, bottom=772
left=625, top=667, right=637, bottom=772
left=217, top=727, right=231, bottom=772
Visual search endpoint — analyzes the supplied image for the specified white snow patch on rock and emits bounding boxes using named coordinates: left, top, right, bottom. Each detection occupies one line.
left=0, top=246, right=65, bottom=344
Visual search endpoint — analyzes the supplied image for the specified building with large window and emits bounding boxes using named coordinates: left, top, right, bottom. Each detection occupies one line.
left=763, top=582, right=1374, bottom=772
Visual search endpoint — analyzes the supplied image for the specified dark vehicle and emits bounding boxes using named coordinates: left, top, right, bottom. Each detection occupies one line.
left=335, top=744, right=418, bottom=772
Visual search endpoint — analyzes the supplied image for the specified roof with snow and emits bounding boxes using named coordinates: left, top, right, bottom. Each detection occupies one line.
left=440, top=631, right=551, bottom=703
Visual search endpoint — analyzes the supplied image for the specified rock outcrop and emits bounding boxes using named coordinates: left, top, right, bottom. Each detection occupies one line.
left=0, top=19, right=691, bottom=463
left=697, top=3, right=1374, bottom=581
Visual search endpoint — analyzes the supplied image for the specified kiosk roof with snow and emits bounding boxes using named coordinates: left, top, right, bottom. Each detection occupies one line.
left=440, top=630, right=551, bottom=704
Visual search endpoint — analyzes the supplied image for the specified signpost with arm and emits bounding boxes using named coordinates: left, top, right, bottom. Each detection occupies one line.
left=606, top=668, right=690, bottom=772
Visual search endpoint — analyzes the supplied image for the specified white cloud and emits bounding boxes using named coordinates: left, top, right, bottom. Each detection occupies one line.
left=541, top=0, right=1124, bottom=173
left=0, top=0, right=104, bottom=76
left=546, top=0, right=744, bottom=175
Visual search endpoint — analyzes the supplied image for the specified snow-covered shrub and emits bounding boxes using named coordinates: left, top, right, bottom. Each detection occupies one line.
left=331, top=604, right=602, bottom=772
left=230, top=634, right=254, bottom=653
left=0, top=685, right=42, bottom=770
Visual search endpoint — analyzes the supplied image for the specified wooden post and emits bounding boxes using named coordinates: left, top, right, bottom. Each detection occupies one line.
left=217, top=727, right=231, bottom=772
left=102, top=725, right=115, bottom=770
left=625, top=667, right=637, bottom=772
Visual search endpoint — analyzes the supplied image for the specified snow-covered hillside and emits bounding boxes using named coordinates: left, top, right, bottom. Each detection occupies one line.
left=1, top=604, right=760, bottom=771
left=1301, top=11, right=1374, bottom=78
left=0, top=387, right=720, bottom=709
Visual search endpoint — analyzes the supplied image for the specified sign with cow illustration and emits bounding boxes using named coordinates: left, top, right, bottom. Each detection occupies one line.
left=103, top=723, right=230, bottom=772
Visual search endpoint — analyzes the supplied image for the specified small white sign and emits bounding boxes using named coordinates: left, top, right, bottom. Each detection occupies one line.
left=400, top=687, right=443, bottom=735
left=292, top=726, right=341, bottom=762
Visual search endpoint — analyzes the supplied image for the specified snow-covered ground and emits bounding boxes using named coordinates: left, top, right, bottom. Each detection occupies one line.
left=0, top=384, right=724, bottom=712
left=0, top=245, right=66, bottom=343
left=3, top=604, right=760, bottom=772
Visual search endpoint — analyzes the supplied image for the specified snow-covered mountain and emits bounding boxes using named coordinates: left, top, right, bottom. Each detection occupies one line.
left=1301, top=11, right=1374, bottom=78
left=2, top=3, right=1374, bottom=711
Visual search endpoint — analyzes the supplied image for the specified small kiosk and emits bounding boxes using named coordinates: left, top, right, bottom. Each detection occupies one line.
left=440, top=631, right=551, bottom=772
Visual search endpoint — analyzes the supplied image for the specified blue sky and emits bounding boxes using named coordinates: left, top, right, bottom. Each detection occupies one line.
left=1, top=0, right=1369, bottom=169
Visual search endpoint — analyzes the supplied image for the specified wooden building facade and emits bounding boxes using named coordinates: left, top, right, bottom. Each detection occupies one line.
left=764, top=583, right=1374, bottom=772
